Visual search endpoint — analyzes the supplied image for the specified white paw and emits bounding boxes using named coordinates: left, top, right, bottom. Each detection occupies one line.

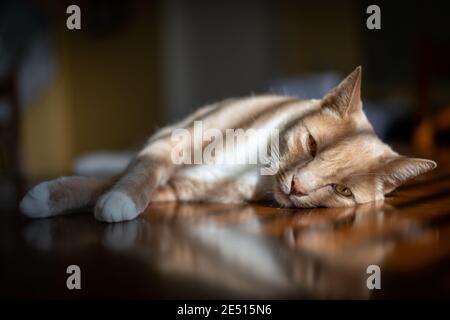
left=95, top=191, right=140, bottom=223
left=19, top=181, right=53, bottom=218
left=20, top=181, right=53, bottom=218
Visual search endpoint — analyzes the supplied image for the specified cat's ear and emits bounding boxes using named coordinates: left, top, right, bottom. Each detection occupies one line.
left=322, top=66, right=362, bottom=117
left=378, top=156, right=437, bottom=194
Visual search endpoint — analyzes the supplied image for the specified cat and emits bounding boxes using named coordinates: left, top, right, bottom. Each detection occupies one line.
left=20, top=66, right=437, bottom=223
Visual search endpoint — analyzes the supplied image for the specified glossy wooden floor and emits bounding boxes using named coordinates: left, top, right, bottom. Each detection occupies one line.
left=2, top=162, right=450, bottom=299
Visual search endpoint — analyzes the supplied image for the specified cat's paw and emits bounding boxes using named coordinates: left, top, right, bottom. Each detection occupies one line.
left=94, top=191, right=140, bottom=223
left=20, top=181, right=54, bottom=218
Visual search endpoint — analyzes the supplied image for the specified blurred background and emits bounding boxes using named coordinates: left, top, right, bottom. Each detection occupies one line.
left=0, top=0, right=449, bottom=208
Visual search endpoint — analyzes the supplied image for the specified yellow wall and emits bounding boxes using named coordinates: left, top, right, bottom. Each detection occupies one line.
left=22, top=30, right=74, bottom=177
left=21, top=2, right=162, bottom=178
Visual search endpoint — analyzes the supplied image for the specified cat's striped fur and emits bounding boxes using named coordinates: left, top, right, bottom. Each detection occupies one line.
left=20, top=67, right=436, bottom=222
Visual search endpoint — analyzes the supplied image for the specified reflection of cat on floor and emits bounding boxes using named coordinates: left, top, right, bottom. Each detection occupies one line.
left=21, top=67, right=436, bottom=223
left=24, top=201, right=424, bottom=298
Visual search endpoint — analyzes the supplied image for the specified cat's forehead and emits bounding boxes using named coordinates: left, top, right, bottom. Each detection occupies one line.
left=303, top=106, right=371, bottom=140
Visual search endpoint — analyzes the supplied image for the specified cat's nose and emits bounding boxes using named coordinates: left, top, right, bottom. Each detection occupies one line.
left=290, top=177, right=307, bottom=196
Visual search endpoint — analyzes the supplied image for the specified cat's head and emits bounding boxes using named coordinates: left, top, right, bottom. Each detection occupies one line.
left=274, top=66, right=436, bottom=208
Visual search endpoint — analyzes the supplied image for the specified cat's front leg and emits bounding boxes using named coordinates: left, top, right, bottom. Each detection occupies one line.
left=94, top=155, right=173, bottom=222
left=20, top=176, right=116, bottom=218
left=149, top=176, right=265, bottom=205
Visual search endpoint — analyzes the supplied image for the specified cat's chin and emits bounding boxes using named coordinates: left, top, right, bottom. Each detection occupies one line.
left=273, top=184, right=295, bottom=207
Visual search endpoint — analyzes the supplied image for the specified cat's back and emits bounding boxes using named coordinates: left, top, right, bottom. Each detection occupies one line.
left=150, top=94, right=299, bottom=141
left=186, top=94, right=310, bottom=132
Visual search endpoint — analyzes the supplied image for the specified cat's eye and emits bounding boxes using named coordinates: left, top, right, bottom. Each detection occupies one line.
left=333, top=184, right=353, bottom=197
left=307, top=134, right=317, bottom=157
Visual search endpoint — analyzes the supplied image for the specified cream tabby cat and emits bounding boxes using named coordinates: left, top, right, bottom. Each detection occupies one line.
left=20, top=67, right=436, bottom=222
